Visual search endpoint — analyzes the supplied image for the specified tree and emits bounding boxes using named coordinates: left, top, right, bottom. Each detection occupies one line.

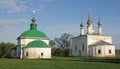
left=49, top=40, right=56, bottom=56
left=0, top=42, right=16, bottom=58
left=49, top=40, right=56, bottom=47
left=55, top=33, right=72, bottom=56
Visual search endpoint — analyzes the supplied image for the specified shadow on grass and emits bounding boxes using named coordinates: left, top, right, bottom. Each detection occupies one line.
left=63, top=57, right=120, bottom=64
left=83, top=57, right=120, bottom=64
left=51, top=56, right=120, bottom=64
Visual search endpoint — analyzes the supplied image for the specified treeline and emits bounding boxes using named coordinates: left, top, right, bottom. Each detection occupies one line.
left=0, top=42, right=16, bottom=58
left=50, top=33, right=73, bottom=57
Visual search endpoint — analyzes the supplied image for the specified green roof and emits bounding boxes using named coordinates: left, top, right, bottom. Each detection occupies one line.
left=20, top=29, right=47, bottom=38
left=19, top=17, right=47, bottom=38
left=27, top=40, right=50, bottom=48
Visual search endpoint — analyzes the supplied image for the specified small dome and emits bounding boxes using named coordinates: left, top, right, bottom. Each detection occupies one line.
left=20, top=29, right=47, bottom=38
left=80, top=23, right=84, bottom=27
left=87, top=17, right=93, bottom=25
left=27, top=40, right=50, bottom=48
left=31, top=17, right=36, bottom=22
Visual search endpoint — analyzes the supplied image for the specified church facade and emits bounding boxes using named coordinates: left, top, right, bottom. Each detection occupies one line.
left=11, top=15, right=51, bottom=59
left=72, top=14, right=115, bottom=57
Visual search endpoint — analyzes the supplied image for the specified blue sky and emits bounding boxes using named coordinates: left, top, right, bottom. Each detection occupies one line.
left=0, top=0, right=120, bottom=49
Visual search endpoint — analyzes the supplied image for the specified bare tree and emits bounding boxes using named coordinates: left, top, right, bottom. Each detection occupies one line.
left=55, top=33, right=72, bottom=56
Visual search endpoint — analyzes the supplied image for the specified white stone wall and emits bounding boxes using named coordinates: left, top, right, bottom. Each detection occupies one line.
left=16, top=37, right=50, bottom=59
left=72, top=35, right=115, bottom=57
left=72, top=37, right=80, bottom=56
left=19, top=38, right=49, bottom=46
left=23, top=48, right=51, bottom=59
left=80, top=28, right=84, bottom=35
left=98, top=27, right=102, bottom=35
left=72, top=36, right=87, bottom=56
left=87, top=35, right=112, bottom=46
left=87, top=24, right=94, bottom=35
left=89, top=45, right=115, bottom=57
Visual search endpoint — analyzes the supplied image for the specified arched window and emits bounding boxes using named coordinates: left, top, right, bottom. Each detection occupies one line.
left=109, top=50, right=111, bottom=54
left=98, top=49, right=101, bottom=54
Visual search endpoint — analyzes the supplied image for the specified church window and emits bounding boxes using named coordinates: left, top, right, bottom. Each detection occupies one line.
left=75, top=45, right=77, bottom=51
left=79, top=50, right=81, bottom=56
left=109, top=50, right=111, bottom=54
left=26, top=52, right=28, bottom=56
left=25, top=48, right=28, bottom=56
left=41, top=52, right=43, bottom=56
left=82, top=44, right=84, bottom=50
left=98, top=49, right=101, bottom=54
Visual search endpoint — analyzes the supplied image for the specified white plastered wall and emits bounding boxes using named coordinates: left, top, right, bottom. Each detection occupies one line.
left=19, top=38, right=49, bottom=46
left=23, top=48, right=51, bottom=59
left=89, top=45, right=115, bottom=57
left=72, top=36, right=87, bottom=56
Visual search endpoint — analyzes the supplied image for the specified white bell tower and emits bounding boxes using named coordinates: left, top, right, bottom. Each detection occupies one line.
left=80, top=17, right=84, bottom=35
left=98, top=16, right=102, bottom=35
left=87, top=8, right=94, bottom=35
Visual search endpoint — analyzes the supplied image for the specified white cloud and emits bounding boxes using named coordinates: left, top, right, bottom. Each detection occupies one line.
left=0, top=18, right=28, bottom=28
left=34, top=0, right=54, bottom=12
left=6, top=27, right=22, bottom=36
left=0, top=0, right=29, bottom=13
left=35, top=4, right=45, bottom=12
left=0, top=0, right=55, bottom=13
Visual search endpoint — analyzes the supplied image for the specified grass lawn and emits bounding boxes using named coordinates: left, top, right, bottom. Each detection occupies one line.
left=0, top=56, right=120, bottom=69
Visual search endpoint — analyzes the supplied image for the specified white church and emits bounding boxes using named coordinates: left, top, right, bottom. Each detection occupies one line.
left=11, top=12, right=51, bottom=59
left=72, top=13, right=116, bottom=57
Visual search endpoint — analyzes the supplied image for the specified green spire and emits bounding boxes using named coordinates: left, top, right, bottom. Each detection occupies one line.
left=30, top=10, right=37, bottom=30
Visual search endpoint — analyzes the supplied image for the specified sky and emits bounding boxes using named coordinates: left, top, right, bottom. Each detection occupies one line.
left=0, top=0, right=120, bottom=49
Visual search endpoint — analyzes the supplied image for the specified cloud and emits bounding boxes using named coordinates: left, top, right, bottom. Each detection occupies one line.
left=0, top=0, right=55, bottom=13
left=0, top=0, right=29, bottom=13
left=35, top=4, right=46, bottom=12
left=0, top=18, right=28, bottom=28
left=34, top=0, right=54, bottom=12
left=6, top=27, right=23, bottom=36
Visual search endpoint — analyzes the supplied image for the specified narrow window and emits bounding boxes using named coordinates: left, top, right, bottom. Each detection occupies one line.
left=109, top=50, right=111, bottom=54
left=26, top=52, right=28, bottom=56
left=82, top=44, right=84, bottom=50
left=75, top=45, right=77, bottom=51
left=98, top=49, right=101, bottom=54
left=25, top=48, right=28, bottom=56
left=41, top=52, right=43, bottom=56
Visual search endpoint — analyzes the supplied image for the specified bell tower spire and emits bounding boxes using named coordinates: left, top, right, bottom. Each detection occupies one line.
left=87, top=8, right=94, bottom=35
left=80, top=16, right=84, bottom=35
left=30, top=10, right=37, bottom=30
left=98, top=15, right=102, bottom=35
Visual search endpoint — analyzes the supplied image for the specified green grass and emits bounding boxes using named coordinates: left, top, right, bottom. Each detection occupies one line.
left=0, top=56, right=120, bottom=69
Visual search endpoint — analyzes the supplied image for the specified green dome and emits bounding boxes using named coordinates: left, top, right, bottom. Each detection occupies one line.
left=20, top=29, right=47, bottom=38
left=27, top=40, right=50, bottom=48
left=18, top=16, right=48, bottom=38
